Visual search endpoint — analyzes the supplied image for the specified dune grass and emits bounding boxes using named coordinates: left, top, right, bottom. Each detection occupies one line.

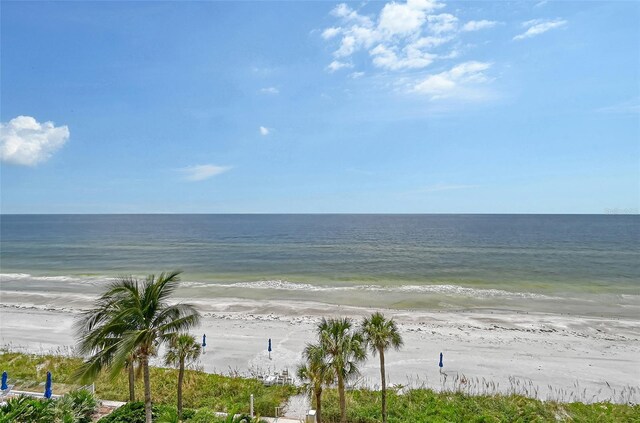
left=0, top=351, right=295, bottom=417
left=319, top=387, right=640, bottom=422
left=3, top=351, right=639, bottom=422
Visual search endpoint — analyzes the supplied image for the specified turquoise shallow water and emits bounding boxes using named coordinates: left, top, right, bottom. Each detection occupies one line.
left=0, top=214, right=638, bottom=314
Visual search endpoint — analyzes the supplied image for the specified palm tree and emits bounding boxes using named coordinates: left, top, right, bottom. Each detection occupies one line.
left=164, top=334, right=201, bottom=421
left=361, top=312, right=403, bottom=423
left=296, top=343, right=332, bottom=423
left=317, top=317, right=366, bottom=423
left=75, top=271, right=200, bottom=423
left=74, top=289, right=138, bottom=401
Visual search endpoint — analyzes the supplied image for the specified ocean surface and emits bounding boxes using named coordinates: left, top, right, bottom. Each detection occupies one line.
left=1, top=214, right=638, bottom=316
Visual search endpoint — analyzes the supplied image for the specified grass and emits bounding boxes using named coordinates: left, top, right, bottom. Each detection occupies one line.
left=0, top=351, right=295, bottom=417
left=3, top=351, right=639, bottom=422
left=318, top=387, right=640, bottom=422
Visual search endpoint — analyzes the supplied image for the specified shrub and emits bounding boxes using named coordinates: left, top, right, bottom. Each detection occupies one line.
left=0, top=390, right=98, bottom=423
left=96, top=401, right=146, bottom=423
left=0, top=352, right=294, bottom=416
left=189, top=408, right=219, bottom=423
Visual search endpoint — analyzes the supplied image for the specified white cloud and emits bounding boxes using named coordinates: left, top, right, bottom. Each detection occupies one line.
left=179, top=164, right=231, bottom=181
left=322, top=27, right=342, bottom=39
left=330, top=3, right=373, bottom=26
left=327, top=60, right=353, bottom=73
left=371, top=43, right=437, bottom=70
left=335, top=35, right=357, bottom=57
left=413, top=61, right=492, bottom=99
left=259, top=126, right=270, bottom=136
left=461, top=20, right=499, bottom=32
left=427, top=13, right=458, bottom=34
left=321, top=1, right=501, bottom=102
left=259, top=87, right=279, bottom=94
left=350, top=71, right=365, bottom=79
left=514, top=18, right=567, bottom=40
left=0, top=116, right=69, bottom=166
left=378, top=0, right=442, bottom=37
left=320, top=0, right=490, bottom=72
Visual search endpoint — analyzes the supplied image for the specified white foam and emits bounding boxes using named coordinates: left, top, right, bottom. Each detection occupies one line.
left=0, top=273, right=114, bottom=285
left=0, top=273, right=570, bottom=300
left=205, top=280, right=559, bottom=300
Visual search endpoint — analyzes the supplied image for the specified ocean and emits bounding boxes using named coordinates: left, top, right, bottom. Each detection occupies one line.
left=1, top=214, right=638, bottom=317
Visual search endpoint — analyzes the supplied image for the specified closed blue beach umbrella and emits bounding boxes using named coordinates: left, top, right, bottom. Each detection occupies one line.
left=44, top=371, right=52, bottom=399
left=268, top=338, right=272, bottom=359
left=439, top=352, right=444, bottom=368
left=1, top=371, right=7, bottom=390
left=202, top=334, right=207, bottom=347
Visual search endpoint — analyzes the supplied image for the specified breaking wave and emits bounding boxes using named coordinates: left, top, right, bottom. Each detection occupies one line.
left=1, top=273, right=565, bottom=300
left=206, top=280, right=559, bottom=300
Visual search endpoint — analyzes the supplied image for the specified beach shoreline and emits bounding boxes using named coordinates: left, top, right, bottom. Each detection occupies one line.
left=1, top=294, right=638, bottom=404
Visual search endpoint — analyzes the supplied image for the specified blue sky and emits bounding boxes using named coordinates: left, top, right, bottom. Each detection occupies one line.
left=1, top=0, right=638, bottom=213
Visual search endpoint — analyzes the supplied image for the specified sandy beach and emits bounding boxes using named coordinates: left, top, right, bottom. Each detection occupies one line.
left=1, top=290, right=638, bottom=406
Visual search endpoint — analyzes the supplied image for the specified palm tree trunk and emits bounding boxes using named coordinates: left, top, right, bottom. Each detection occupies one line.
left=128, top=364, right=136, bottom=402
left=142, top=355, right=152, bottom=423
left=337, top=372, right=346, bottom=423
left=178, top=359, right=185, bottom=421
left=314, top=387, right=322, bottom=423
left=380, top=349, right=387, bottom=423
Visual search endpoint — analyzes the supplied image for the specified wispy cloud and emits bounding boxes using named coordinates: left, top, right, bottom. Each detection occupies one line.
left=513, top=18, right=567, bottom=40
left=179, top=164, right=231, bottom=181
left=413, top=61, right=492, bottom=100
left=320, top=1, right=501, bottom=102
left=259, top=126, right=270, bottom=136
left=320, top=1, right=502, bottom=74
left=259, top=87, right=279, bottom=95
left=0, top=115, right=70, bottom=166
left=596, top=98, right=640, bottom=114
left=461, top=20, right=499, bottom=32
left=322, top=27, right=341, bottom=39
left=327, top=60, right=353, bottom=73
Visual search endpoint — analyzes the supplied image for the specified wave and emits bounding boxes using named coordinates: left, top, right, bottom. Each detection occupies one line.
left=0, top=273, right=114, bottom=284
left=0, top=273, right=583, bottom=300
left=204, top=280, right=561, bottom=300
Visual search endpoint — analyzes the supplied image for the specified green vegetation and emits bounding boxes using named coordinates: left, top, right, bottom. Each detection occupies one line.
left=317, top=317, right=366, bottom=423
left=96, top=402, right=267, bottom=423
left=2, top=351, right=638, bottom=422
left=318, top=387, right=640, bottom=423
left=75, top=271, right=201, bottom=423
left=0, top=389, right=98, bottom=423
left=297, top=342, right=333, bottom=423
left=361, top=312, right=403, bottom=423
left=0, top=352, right=295, bottom=416
left=164, top=333, right=202, bottom=420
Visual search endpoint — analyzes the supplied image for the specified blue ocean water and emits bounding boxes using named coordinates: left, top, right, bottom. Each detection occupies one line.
left=0, top=214, right=637, bottom=318
left=1, top=214, right=637, bottom=295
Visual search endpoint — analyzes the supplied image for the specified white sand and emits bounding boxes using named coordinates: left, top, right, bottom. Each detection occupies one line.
left=1, top=294, right=638, bottom=407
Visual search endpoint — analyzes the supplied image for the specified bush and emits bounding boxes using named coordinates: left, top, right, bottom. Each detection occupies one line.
left=0, top=390, right=98, bottom=423
left=318, top=387, right=640, bottom=423
left=0, top=352, right=294, bottom=417
left=59, top=389, right=98, bottom=423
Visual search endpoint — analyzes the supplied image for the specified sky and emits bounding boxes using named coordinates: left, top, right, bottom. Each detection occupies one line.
left=1, top=0, right=638, bottom=214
